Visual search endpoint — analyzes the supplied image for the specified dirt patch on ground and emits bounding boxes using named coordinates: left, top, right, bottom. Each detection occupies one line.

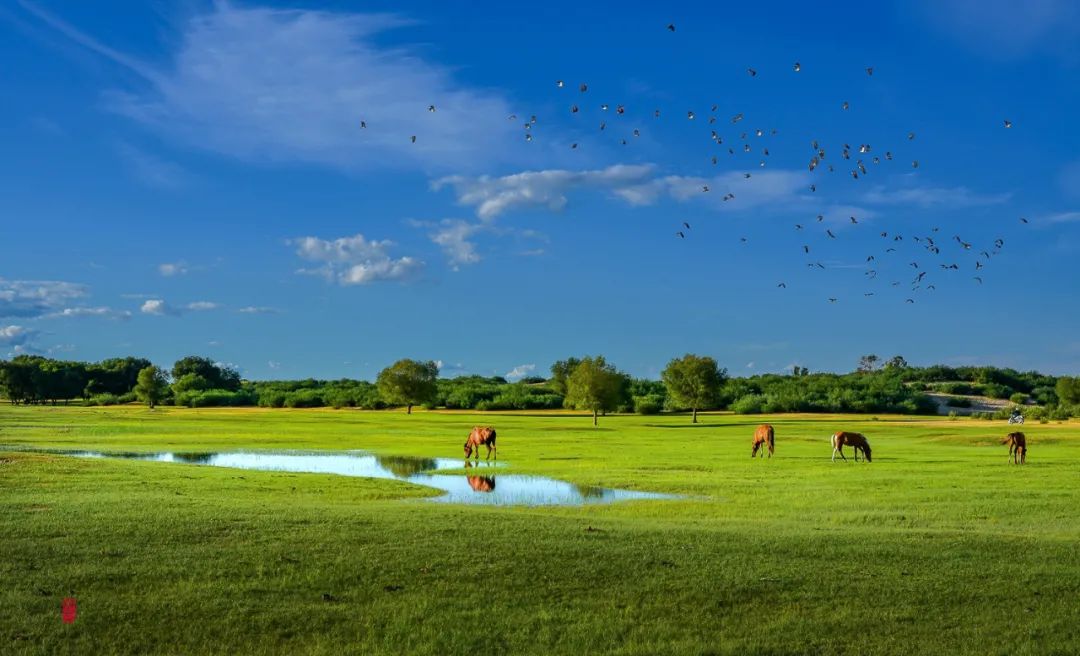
left=925, top=393, right=1012, bottom=416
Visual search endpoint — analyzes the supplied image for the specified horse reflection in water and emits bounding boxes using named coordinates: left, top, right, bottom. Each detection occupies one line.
left=464, top=460, right=496, bottom=493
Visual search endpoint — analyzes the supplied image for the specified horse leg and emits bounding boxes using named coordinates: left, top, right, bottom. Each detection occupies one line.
left=751, top=443, right=758, bottom=458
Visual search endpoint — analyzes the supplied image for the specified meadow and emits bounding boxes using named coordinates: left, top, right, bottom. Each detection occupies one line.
left=2, top=405, right=1079, bottom=655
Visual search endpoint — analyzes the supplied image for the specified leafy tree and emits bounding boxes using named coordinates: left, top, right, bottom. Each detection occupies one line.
left=171, top=356, right=241, bottom=391
left=662, top=354, right=727, bottom=423
left=883, top=355, right=909, bottom=370
left=549, top=358, right=582, bottom=396
left=564, top=355, right=624, bottom=426
left=857, top=354, right=880, bottom=373
left=376, top=359, right=439, bottom=414
left=134, top=366, right=169, bottom=409
left=1056, top=377, right=1080, bottom=405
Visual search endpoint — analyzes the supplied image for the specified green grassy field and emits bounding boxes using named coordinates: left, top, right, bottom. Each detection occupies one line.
left=2, top=406, right=1078, bottom=655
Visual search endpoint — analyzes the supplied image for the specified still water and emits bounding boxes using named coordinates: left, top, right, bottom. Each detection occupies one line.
left=11, top=448, right=676, bottom=507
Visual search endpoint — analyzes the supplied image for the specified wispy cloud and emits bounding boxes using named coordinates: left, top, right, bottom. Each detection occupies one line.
left=21, top=2, right=518, bottom=172
left=158, top=261, right=188, bottom=277
left=1039, top=211, right=1080, bottom=224
left=0, top=324, right=38, bottom=347
left=918, top=0, right=1080, bottom=59
left=116, top=143, right=191, bottom=189
left=290, top=234, right=423, bottom=285
left=237, top=306, right=281, bottom=315
left=185, top=301, right=221, bottom=311
left=0, top=279, right=87, bottom=319
left=434, top=164, right=812, bottom=220
left=860, top=184, right=1011, bottom=208
left=42, top=306, right=132, bottom=321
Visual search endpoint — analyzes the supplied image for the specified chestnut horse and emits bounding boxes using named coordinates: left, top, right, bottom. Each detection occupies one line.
left=831, top=431, right=872, bottom=462
left=751, top=424, right=775, bottom=458
left=1002, top=432, right=1026, bottom=464
left=464, top=426, right=497, bottom=461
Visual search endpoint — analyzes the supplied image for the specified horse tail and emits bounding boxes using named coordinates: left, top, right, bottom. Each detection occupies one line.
left=488, top=428, right=496, bottom=444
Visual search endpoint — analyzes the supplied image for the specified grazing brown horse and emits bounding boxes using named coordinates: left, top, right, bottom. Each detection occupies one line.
left=1002, top=432, right=1026, bottom=464
left=751, top=424, right=775, bottom=458
left=464, top=426, right=497, bottom=461
left=467, top=475, right=496, bottom=493
left=831, top=431, right=872, bottom=462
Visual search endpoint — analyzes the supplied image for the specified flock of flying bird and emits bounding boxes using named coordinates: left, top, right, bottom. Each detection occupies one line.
left=362, top=22, right=1027, bottom=306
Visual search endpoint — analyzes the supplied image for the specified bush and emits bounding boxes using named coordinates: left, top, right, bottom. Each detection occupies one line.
left=1009, top=393, right=1029, bottom=405
left=948, top=410, right=959, bottom=420
left=176, top=388, right=257, bottom=408
left=89, top=393, right=121, bottom=406
left=982, top=383, right=1013, bottom=400
left=283, top=389, right=325, bottom=408
left=946, top=397, right=972, bottom=408
left=731, top=394, right=767, bottom=414
left=258, top=391, right=287, bottom=408
left=633, top=395, right=664, bottom=415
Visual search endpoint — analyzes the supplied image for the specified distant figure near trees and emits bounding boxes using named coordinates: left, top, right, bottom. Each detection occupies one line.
left=751, top=424, right=775, bottom=458
left=464, top=426, right=497, bottom=461
left=831, top=431, right=872, bottom=462
left=1002, top=432, right=1027, bottom=464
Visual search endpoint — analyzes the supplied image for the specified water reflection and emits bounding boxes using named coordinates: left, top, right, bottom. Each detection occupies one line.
left=2, top=447, right=676, bottom=507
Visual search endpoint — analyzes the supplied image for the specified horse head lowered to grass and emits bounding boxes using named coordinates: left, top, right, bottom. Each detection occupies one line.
left=464, top=426, right=497, bottom=461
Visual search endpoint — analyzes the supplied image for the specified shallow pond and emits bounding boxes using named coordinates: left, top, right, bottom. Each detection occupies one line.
left=6, top=448, right=676, bottom=507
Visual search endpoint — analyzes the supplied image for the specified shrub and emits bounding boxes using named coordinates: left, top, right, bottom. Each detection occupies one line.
left=948, top=410, right=959, bottom=420
left=732, top=394, right=767, bottom=414
left=946, top=397, right=972, bottom=408
left=1009, top=393, right=1029, bottom=405
left=633, top=395, right=664, bottom=415
left=283, top=389, right=325, bottom=408
left=981, top=383, right=1013, bottom=400
left=258, top=391, right=287, bottom=408
left=89, top=393, right=121, bottom=406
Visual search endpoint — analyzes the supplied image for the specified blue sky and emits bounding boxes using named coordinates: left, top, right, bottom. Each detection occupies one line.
left=2, top=0, right=1079, bottom=380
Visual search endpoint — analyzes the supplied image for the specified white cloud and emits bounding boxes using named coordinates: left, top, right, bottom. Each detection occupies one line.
left=433, top=165, right=657, bottom=220
left=30, top=2, right=518, bottom=172
left=140, top=299, right=176, bottom=316
left=185, top=301, right=220, bottom=311
left=0, top=279, right=88, bottom=319
left=268, top=360, right=281, bottom=370
left=919, top=0, right=1080, bottom=59
left=505, top=364, right=536, bottom=381
left=861, top=185, right=1011, bottom=208
left=429, top=220, right=483, bottom=269
left=116, top=143, right=191, bottom=189
left=434, top=165, right=812, bottom=220
left=1040, top=211, right=1080, bottom=224
left=43, top=306, right=132, bottom=320
left=0, top=325, right=38, bottom=347
left=158, top=262, right=188, bottom=277
left=290, top=233, right=423, bottom=285
left=237, top=306, right=281, bottom=314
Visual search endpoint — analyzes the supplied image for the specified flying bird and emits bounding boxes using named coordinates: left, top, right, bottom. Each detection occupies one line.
left=778, top=282, right=787, bottom=288
left=667, top=23, right=676, bottom=31
left=793, top=62, right=802, bottom=72
left=683, top=222, right=691, bottom=230
left=1004, top=119, right=1013, bottom=128
left=1020, top=217, right=1029, bottom=224
left=826, top=229, right=836, bottom=239
left=410, top=135, right=416, bottom=143
left=866, top=67, right=874, bottom=76
left=428, top=105, right=436, bottom=112
left=360, top=120, right=367, bottom=128
left=748, top=68, right=757, bottom=77
left=676, top=231, right=685, bottom=239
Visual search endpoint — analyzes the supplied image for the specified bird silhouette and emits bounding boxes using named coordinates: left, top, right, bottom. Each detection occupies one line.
left=667, top=23, right=676, bottom=32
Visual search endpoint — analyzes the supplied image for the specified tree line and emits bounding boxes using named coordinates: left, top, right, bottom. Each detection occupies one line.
left=2, top=353, right=1078, bottom=423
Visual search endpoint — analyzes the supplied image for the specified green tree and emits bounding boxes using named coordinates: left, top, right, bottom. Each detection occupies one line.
left=134, top=365, right=169, bottom=409
left=549, top=357, right=581, bottom=396
left=662, top=354, right=727, bottom=423
left=883, top=355, right=909, bottom=370
left=376, top=359, right=439, bottom=414
left=1055, top=377, right=1080, bottom=405
left=857, top=354, right=880, bottom=373
left=564, top=355, right=624, bottom=426
left=171, top=356, right=241, bottom=391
